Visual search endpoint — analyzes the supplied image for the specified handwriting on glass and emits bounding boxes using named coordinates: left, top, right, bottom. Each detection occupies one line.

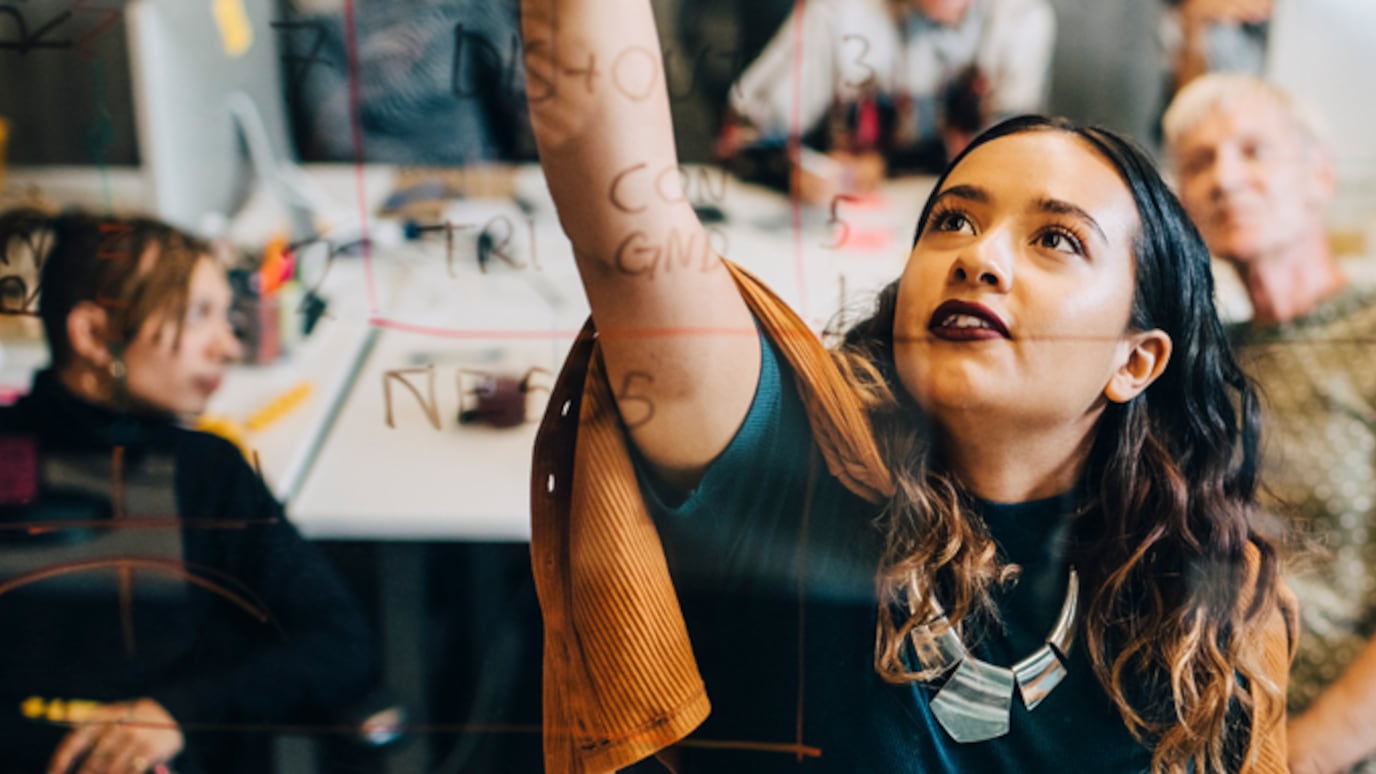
left=0, top=4, right=73, bottom=53
left=451, top=20, right=742, bottom=104
left=270, top=18, right=333, bottom=92
left=382, top=365, right=555, bottom=430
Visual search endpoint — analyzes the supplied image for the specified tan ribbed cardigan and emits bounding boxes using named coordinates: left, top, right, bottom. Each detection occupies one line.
left=530, top=261, right=1298, bottom=773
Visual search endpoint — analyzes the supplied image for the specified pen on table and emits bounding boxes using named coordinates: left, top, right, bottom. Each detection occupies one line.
left=245, top=380, right=314, bottom=433
left=197, top=380, right=315, bottom=459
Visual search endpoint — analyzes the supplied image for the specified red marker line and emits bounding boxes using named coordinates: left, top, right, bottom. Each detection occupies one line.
left=788, top=0, right=810, bottom=322
left=341, top=0, right=379, bottom=315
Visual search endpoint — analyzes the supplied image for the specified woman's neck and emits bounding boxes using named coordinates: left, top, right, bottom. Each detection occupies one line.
left=938, top=413, right=1097, bottom=503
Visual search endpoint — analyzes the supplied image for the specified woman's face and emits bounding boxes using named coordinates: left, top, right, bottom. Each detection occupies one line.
left=893, top=131, right=1146, bottom=435
left=124, top=258, right=242, bottom=416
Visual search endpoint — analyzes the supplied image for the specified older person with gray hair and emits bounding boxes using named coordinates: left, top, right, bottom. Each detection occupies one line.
left=1165, top=72, right=1376, bottom=774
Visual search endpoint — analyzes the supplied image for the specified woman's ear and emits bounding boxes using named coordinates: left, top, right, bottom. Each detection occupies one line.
left=1105, top=329, right=1172, bottom=404
left=66, top=302, right=113, bottom=367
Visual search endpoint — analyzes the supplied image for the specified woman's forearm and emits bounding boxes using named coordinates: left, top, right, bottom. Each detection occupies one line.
left=518, top=0, right=761, bottom=485
left=521, top=0, right=687, bottom=264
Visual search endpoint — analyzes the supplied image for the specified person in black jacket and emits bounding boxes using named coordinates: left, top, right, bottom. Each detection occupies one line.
left=0, top=209, right=377, bottom=774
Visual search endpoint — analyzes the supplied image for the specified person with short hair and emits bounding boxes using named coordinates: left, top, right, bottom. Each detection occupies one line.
left=0, top=209, right=377, bottom=774
left=1165, top=73, right=1376, bottom=773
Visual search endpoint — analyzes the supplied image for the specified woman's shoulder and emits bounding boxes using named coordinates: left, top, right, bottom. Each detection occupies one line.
left=160, top=425, right=276, bottom=507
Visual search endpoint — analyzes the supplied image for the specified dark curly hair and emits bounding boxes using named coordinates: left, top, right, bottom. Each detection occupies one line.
left=833, top=115, right=1282, bottom=773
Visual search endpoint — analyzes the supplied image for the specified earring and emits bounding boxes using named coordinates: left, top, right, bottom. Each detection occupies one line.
left=107, top=344, right=128, bottom=406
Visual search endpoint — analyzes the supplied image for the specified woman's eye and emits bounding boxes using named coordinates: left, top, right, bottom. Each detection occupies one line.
left=935, top=212, right=975, bottom=235
left=1038, top=230, right=1082, bottom=254
left=186, top=301, right=216, bottom=325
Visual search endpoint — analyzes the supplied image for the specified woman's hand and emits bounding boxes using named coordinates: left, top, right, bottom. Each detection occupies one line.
left=47, top=699, right=183, bottom=774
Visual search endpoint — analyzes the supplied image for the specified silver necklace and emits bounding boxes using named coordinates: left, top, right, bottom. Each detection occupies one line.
left=912, top=568, right=1079, bottom=743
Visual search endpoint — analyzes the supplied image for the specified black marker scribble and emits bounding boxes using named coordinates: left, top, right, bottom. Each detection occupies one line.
left=661, top=43, right=711, bottom=102
left=615, top=371, right=655, bottom=429
left=450, top=24, right=523, bottom=99
left=453, top=20, right=741, bottom=104
left=609, top=46, right=658, bottom=101
left=608, top=162, right=731, bottom=214
left=410, top=216, right=536, bottom=275
left=477, top=215, right=526, bottom=272
left=823, top=194, right=860, bottom=249
left=456, top=367, right=550, bottom=428
left=561, top=49, right=601, bottom=95
left=382, top=365, right=441, bottom=430
left=521, top=37, right=558, bottom=103
left=0, top=221, right=46, bottom=317
left=613, top=227, right=719, bottom=279
left=841, top=34, right=877, bottom=90
left=408, top=221, right=474, bottom=278
left=270, top=18, right=334, bottom=93
left=0, top=5, right=73, bottom=53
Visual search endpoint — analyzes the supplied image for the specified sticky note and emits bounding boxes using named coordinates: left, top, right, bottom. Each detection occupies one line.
left=212, top=0, right=254, bottom=58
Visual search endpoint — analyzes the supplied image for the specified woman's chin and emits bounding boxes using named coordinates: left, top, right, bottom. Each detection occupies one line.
left=909, top=382, right=1004, bottom=421
left=903, top=366, right=1005, bottom=413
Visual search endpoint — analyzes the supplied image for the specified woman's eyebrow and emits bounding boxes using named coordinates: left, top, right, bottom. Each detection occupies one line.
left=931, top=184, right=989, bottom=206
left=1033, top=197, right=1107, bottom=242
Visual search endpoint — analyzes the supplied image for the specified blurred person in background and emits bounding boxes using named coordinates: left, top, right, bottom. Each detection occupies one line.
left=0, top=209, right=378, bottom=774
left=1165, top=73, right=1376, bottom=774
left=720, top=0, right=1054, bottom=203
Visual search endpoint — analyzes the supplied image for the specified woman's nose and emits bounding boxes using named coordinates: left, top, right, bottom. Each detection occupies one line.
left=1209, top=147, right=1247, bottom=198
left=948, top=234, right=1013, bottom=291
left=218, top=323, right=245, bottom=362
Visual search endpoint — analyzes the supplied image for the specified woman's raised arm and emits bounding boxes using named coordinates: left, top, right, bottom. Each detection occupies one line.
left=522, top=0, right=761, bottom=489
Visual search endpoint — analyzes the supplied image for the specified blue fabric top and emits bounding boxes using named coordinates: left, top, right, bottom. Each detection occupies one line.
left=633, top=334, right=1152, bottom=773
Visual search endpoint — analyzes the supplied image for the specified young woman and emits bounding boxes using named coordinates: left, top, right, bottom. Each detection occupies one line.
left=0, top=209, right=376, bottom=774
left=521, top=0, right=1295, bottom=772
